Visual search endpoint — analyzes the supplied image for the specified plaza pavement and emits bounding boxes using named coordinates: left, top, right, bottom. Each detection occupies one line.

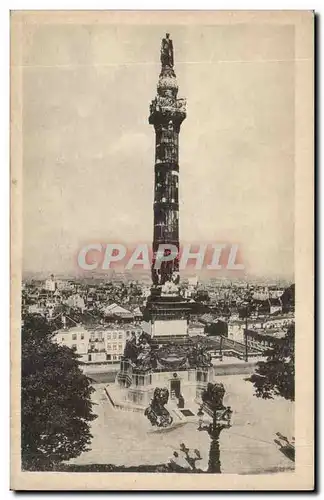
left=69, top=374, right=295, bottom=474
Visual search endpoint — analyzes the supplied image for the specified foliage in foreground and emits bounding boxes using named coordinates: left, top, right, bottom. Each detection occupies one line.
left=21, top=314, right=97, bottom=470
left=248, top=324, right=295, bottom=401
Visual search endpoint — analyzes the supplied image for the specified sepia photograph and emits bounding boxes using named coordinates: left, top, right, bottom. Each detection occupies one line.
left=10, top=10, right=314, bottom=490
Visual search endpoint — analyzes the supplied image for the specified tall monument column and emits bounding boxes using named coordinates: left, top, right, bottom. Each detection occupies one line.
left=143, top=34, right=193, bottom=341
left=149, top=33, right=187, bottom=290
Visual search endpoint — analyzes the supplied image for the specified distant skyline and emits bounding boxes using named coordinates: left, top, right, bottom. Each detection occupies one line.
left=22, top=23, right=295, bottom=279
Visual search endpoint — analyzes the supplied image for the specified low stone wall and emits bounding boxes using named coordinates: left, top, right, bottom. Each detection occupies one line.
left=104, top=386, right=146, bottom=413
left=87, top=360, right=259, bottom=383
left=87, top=370, right=118, bottom=384
left=213, top=360, right=258, bottom=376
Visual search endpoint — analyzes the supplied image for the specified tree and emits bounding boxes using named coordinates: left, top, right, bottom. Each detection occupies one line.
left=206, top=320, right=228, bottom=337
left=194, top=290, right=210, bottom=303
left=248, top=324, right=295, bottom=401
left=21, top=314, right=97, bottom=470
left=281, top=284, right=295, bottom=313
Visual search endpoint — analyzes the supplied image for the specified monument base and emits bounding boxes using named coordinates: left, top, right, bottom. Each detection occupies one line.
left=142, top=291, right=196, bottom=342
left=110, top=362, right=214, bottom=412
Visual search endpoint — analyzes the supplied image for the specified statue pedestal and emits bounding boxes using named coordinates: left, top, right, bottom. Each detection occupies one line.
left=142, top=292, right=196, bottom=342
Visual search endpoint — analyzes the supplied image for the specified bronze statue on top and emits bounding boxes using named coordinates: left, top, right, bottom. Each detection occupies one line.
left=161, top=33, right=174, bottom=68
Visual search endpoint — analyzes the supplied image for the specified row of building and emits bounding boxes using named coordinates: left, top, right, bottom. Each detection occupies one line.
left=51, top=310, right=293, bottom=366
left=53, top=318, right=207, bottom=365
left=53, top=324, right=143, bottom=364
left=23, top=275, right=295, bottom=365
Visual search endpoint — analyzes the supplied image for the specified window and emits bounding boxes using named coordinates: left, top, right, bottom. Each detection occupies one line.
left=72, top=344, right=77, bottom=350
left=118, top=343, right=123, bottom=350
left=118, top=333, right=123, bottom=339
left=88, top=354, right=92, bottom=361
left=81, top=333, right=84, bottom=340
left=113, top=333, right=117, bottom=340
left=72, top=334, right=77, bottom=341
left=197, top=371, right=207, bottom=382
left=113, top=344, right=117, bottom=350
left=61, top=337, right=65, bottom=342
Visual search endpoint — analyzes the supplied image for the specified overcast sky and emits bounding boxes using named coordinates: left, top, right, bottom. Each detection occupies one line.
left=22, top=23, right=295, bottom=279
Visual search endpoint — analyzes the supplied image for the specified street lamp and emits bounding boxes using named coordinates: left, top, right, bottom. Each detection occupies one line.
left=197, top=403, right=232, bottom=473
left=197, top=407, right=204, bottom=430
left=243, top=289, right=254, bottom=363
left=244, top=328, right=249, bottom=363
left=219, top=335, right=223, bottom=361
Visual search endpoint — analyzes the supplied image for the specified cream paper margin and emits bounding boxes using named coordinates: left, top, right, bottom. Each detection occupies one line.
left=10, top=10, right=314, bottom=491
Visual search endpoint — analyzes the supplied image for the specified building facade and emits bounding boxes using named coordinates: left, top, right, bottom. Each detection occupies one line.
left=44, top=275, right=56, bottom=292
left=245, top=328, right=287, bottom=351
left=53, top=324, right=143, bottom=364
